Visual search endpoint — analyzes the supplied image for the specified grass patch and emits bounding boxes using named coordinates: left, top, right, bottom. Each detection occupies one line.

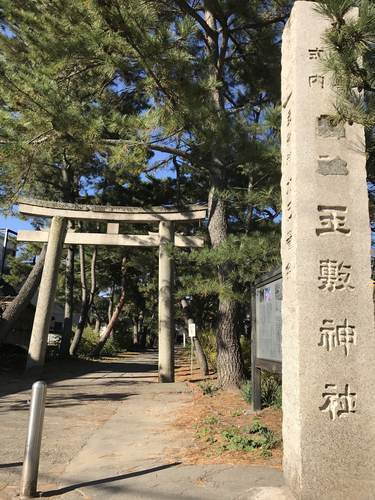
left=194, top=413, right=280, bottom=458
left=221, top=418, right=280, bottom=456
left=241, top=373, right=282, bottom=409
left=241, top=380, right=252, bottom=405
left=198, top=380, right=219, bottom=396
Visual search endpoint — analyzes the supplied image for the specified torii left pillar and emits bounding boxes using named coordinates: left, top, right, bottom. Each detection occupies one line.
left=26, top=216, right=67, bottom=373
left=158, top=221, right=175, bottom=382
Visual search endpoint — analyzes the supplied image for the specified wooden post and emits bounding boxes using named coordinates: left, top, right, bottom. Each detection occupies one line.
left=26, top=217, right=67, bottom=373
left=251, top=286, right=261, bottom=411
left=158, top=221, right=174, bottom=382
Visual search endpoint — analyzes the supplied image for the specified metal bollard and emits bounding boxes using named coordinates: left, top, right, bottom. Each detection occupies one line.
left=20, top=381, right=47, bottom=498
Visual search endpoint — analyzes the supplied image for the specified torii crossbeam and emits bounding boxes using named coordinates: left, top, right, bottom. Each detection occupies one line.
left=17, top=199, right=207, bottom=382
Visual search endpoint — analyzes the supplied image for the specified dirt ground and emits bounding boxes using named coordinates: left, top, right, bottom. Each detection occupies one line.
left=173, top=349, right=282, bottom=468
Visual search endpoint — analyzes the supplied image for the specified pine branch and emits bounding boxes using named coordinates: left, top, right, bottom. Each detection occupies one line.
left=112, top=2, right=179, bottom=108
left=57, top=62, right=103, bottom=82
left=174, top=0, right=218, bottom=40
left=2, top=73, right=52, bottom=116
left=229, top=14, right=288, bottom=32
left=101, top=139, right=192, bottom=159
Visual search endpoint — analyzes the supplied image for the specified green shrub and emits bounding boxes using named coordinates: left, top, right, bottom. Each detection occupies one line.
left=100, top=336, right=120, bottom=357
left=220, top=421, right=280, bottom=455
left=77, top=326, right=122, bottom=357
left=221, top=427, right=263, bottom=451
left=203, top=415, right=219, bottom=425
left=198, top=329, right=217, bottom=370
left=241, top=380, right=252, bottom=405
left=261, top=372, right=282, bottom=408
left=198, top=380, right=219, bottom=396
left=241, top=373, right=282, bottom=409
left=113, top=318, right=137, bottom=350
left=77, top=327, right=100, bottom=356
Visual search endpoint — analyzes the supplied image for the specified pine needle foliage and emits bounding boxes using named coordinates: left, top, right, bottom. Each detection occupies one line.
left=315, top=0, right=375, bottom=230
left=0, top=0, right=292, bottom=384
left=315, top=0, right=375, bottom=127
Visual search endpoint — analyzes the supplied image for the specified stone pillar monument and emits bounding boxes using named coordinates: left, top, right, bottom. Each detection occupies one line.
left=158, top=220, right=175, bottom=382
left=281, top=2, right=375, bottom=498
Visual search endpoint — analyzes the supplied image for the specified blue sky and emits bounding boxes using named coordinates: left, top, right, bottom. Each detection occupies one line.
left=0, top=151, right=175, bottom=234
left=0, top=214, right=33, bottom=232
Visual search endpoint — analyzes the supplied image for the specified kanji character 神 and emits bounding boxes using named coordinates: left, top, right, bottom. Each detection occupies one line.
left=318, top=318, right=357, bottom=356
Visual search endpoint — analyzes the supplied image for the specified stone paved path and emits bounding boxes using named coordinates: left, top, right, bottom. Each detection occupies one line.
left=0, top=350, right=291, bottom=499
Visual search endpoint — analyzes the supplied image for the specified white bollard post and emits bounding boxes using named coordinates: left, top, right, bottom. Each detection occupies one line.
left=20, top=381, right=47, bottom=499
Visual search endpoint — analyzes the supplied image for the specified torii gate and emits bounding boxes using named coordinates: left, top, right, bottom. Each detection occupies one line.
left=17, top=198, right=207, bottom=382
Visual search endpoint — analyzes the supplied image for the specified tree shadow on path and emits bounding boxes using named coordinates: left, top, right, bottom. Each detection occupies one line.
left=40, top=462, right=181, bottom=497
left=0, top=349, right=158, bottom=398
left=0, top=462, right=22, bottom=469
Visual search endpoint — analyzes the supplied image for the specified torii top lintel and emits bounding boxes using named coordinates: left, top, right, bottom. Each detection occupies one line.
left=18, top=198, right=207, bottom=223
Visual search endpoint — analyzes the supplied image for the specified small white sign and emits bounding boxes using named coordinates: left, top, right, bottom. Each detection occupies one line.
left=188, top=323, right=196, bottom=338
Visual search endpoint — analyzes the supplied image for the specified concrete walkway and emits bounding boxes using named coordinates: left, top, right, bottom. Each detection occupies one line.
left=0, top=350, right=291, bottom=499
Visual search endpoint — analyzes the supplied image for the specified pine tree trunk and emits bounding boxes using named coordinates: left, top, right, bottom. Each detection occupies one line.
left=107, top=284, right=115, bottom=322
left=90, top=257, right=126, bottom=358
left=69, top=246, right=97, bottom=355
left=208, top=184, right=245, bottom=387
left=60, top=243, right=75, bottom=356
left=216, top=296, right=244, bottom=386
left=0, top=245, right=47, bottom=343
left=181, top=299, right=209, bottom=376
left=204, top=6, right=245, bottom=388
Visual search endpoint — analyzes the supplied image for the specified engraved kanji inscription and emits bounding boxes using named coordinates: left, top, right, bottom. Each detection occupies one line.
left=285, top=177, right=292, bottom=196
left=318, top=318, right=357, bottom=356
left=309, top=74, right=325, bottom=88
left=308, top=47, right=324, bottom=59
left=316, top=206, right=350, bottom=235
left=287, top=109, right=292, bottom=127
left=282, top=90, right=292, bottom=109
left=318, top=260, right=355, bottom=291
left=286, top=230, right=293, bottom=246
left=285, top=263, right=291, bottom=278
left=320, top=384, right=357, bottom=421
left=287, top=201, right=292, bottom=220
left=316, top=115, right=345, bottom=138
left=317, top=156, right=348, bottom=176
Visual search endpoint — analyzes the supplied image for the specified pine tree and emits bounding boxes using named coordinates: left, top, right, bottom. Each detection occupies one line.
left=316, top=0, right=375, bottom=233
left=0, top=1, right=289, bottom=385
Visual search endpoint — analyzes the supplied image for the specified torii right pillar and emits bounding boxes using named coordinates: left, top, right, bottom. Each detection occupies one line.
left=281, top=2, right=375, bottom=499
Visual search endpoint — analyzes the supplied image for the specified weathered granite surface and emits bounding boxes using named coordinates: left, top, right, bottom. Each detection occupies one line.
left=281, top=3, right=375, bottom=499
